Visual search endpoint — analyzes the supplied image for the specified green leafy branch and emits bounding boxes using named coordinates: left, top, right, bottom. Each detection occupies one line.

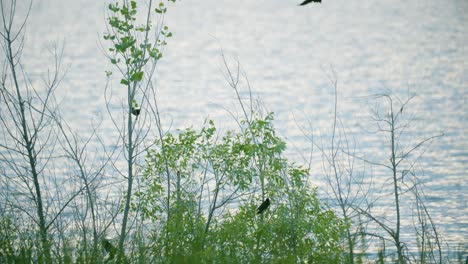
left=104, top=0, right=174, bottom=86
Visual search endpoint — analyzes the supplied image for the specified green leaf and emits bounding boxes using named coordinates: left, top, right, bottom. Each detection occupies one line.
left=130, top=71, right=144, bottom=82
left=120, top=78, right=129, bottom=85
left=108, top=3, right=119, bottom=12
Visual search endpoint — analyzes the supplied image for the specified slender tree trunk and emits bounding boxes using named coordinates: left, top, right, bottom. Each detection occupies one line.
left=390, top=109, right=403, bottom=263
left=205, top=181, right=219, bottom=233
left=118, top=83, right=135, bottom=263
left=6, top=33, right=51, bottom=264
left=81, top=168, right=98, bottom=259
left=330, top=82, right=354, bottom=264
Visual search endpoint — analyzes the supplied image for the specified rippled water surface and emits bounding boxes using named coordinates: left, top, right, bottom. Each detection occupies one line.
left=15, top=0, right=468, bottom=256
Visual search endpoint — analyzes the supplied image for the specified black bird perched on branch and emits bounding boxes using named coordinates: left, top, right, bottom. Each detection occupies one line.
left=299, top=0, right=321, bottom=5
left=256, top=198, right=270, bottom=214
left=131, top=107, right=140, bottom=116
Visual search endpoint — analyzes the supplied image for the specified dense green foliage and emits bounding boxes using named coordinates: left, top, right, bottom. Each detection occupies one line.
left=0, top=115, right=346, bottom=263
left=132, top=113, right=346, bottom=263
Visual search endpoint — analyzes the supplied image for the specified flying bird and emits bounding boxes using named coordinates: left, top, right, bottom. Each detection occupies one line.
left=299, top=0, right=321, bottom=5
left=256, top=198, right=270, bottom=214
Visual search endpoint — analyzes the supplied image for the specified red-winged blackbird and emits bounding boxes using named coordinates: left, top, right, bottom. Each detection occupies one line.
left=256, top=198, right=270, bottom=214
left=299, top=0, right=321, bottom=5
left=131, top=107, right=140, bottom=116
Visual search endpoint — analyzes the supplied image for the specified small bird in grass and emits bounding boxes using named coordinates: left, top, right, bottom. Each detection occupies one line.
left=101, top=238, right=117, bottom=261
left=299, top=0, right=321, bottom=5
left=257, top=198, right=270, bottom=214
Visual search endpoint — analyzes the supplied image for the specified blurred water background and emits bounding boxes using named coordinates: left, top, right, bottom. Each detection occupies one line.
left=14, top=0, right=467, bottom=258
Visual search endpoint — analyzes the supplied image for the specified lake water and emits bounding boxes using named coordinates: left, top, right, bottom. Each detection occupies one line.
left=14, top=0, right=468, bottom=259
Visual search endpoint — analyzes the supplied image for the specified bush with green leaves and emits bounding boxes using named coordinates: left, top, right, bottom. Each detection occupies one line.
left=133, top=113, right=346, bottom=263
left=0, top=215, right=39, bottom=263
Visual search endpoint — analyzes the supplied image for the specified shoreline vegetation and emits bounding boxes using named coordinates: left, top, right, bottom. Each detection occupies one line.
left=0, top=0, right=465, bottom=263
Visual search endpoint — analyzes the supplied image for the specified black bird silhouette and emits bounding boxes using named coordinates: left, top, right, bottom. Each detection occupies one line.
left=131, top=107, right=140, bottom=116
left=101, top=238, right=117, bottom=260
left=299, top=0, right=321, bottom=5
left=256, top=198, right=270, bottom=214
